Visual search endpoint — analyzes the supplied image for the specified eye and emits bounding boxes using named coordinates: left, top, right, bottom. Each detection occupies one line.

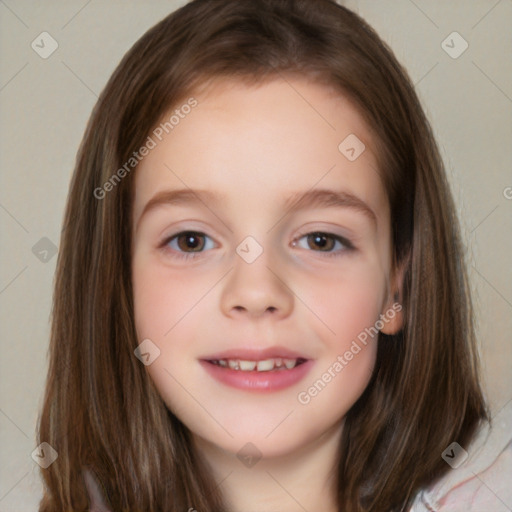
left=293, top=231, right=354, bottom=256
left=162, top=231, right=215, bottom=258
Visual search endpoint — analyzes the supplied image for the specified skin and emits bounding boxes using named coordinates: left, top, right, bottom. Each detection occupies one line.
left=131, top=77, right=403, bottom=511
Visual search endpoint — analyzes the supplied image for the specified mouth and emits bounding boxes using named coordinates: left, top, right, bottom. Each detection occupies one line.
left=199, top=346, right=313, bottom=392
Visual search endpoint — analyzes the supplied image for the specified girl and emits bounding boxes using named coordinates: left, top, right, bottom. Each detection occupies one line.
left=37, top=0, right=510, bottom=510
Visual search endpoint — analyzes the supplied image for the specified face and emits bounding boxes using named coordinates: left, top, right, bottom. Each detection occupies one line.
left=131, top=77, right=402, bottom=460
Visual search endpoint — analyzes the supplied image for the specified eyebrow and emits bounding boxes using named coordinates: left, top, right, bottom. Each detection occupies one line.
left=136, top=187, right=377, bottom=230
left=136, top=188, right=224, bottom=231
left=283, top=188, right=377, bottom=224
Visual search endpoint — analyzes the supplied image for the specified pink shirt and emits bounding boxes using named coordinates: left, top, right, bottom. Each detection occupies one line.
left=410, top=400, right=512, bottom=511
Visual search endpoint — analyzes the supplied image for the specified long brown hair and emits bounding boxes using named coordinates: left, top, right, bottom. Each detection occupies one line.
left=37, top=0, right=488, bottom=510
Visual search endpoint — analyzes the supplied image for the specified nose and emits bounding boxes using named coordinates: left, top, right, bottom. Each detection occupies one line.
left=220, top=245, right=294, bottom=319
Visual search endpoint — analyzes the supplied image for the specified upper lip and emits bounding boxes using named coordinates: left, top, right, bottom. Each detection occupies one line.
left=200, top=345, right=310, bottom=361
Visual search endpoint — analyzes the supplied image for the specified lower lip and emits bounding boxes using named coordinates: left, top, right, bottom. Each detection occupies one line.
left=200, top=359, right=314, bottom=392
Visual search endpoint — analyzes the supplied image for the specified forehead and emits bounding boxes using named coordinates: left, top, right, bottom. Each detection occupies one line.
left=132, top=77, right=387, bottom=223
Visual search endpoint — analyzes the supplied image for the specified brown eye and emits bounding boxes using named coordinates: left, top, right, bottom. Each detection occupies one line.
left=176, top=232, right=206, bottom=252
left=306, top=232, right=335, bottom=251
left=161, top=230, right=216, bottom=260
left=292, top=231, right=354, bottom=257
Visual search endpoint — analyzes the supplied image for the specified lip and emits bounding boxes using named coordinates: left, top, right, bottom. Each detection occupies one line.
left=199, top=357, right=314, bottom=393
left=200, top=345, right=309, bottom=361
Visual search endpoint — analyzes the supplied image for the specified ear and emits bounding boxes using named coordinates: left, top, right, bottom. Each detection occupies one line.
left=380, top=258, right=406, bottom=335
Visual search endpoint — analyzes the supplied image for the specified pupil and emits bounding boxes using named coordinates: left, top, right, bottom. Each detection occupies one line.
left=180, top=232, right=203, bottom=251
left=309, top=233, right=332, bottom=251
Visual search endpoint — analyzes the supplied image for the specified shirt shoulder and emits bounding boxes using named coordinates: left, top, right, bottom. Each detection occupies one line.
left=82, top=467, right=113, bottom=512
left=410, top=400, right=512, bottom=511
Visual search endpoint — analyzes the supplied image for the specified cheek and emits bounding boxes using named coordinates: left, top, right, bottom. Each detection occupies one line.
left=288, top=272, right=384, bottom=443
left=300, top=258, right=388, bottom=348
left=132, top=255, right=210, bottom=340
left=291, top=259, right=386, bottom=404
left=131, top=257, right=209, bottom=415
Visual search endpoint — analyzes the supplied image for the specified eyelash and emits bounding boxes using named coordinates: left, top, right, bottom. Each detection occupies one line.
left=160, top=230, right=355, bottom=260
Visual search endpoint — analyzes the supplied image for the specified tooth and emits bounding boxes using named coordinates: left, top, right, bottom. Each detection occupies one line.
left=256, top=359, right=275, bottom=372
left=220, top=357, right=300, bottom=371
left=228, top=359, right=240, bottom=370
left=239, top=360, right=257, bottom=371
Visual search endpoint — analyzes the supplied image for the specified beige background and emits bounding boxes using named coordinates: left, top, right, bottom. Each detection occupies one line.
left=0, top=1, right=510, bottom=509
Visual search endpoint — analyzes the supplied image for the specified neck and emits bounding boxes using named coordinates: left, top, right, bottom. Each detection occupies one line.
left=193, top=422, right=342, bottom=512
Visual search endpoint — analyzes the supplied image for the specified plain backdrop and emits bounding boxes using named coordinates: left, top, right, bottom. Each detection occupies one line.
left=1, top=1, right=511, bottom=509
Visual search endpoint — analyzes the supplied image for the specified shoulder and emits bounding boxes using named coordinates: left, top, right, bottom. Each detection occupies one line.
left=82, top=467, right=112, bottom=512
left=410, top=400, right=512, bottom=511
